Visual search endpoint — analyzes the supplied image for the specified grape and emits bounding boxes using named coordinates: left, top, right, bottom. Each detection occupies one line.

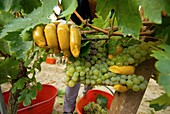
left=96, top=78, right=102, bottom=84
left=73, top=72, right=79, bottom=77
left=132, top=77, right=140, bottom=85
left=105, top=79, right=110, bottom=85
left=123, top=62, right=129, bottom=66
left=91, top=56, right=98, bottom=61
left=111, top=77, right=116, bottom=82
left=93, top=69, right=99, bottom=76
left=66, top=71, right=72, bottom=77
left=133, top=53, right=141, bottom=59
left=136, top=47, right=141, bottom=52
left=116, top=76, right=121, bottom=81
left=80, top=71, right=86, bottom=76
left=85, top=79, right=91, bottom=85
left=121, top=75, right=127, bottom=79
left=68, top=80, right=75, bottom=87
left=93, top=75, right=98, bottom=80
left=74, top=60, right=81, bottom=66
left=120, top=79, right=126, bottom=84
left=85, top=67, right=90, bottom=72
left=96, top=53, right=102, bottom=58
left=91, top=80, right=96, bottom=85
left=64, top=76, right=70, bottom=82
left=127, top=75, right=132, bottom=80
left=116, top=61, right=123, bottom=66
left=98, top=47, right=104, bottom=53
left=140, top=50, right=147, bottom=56
left=129, top=49, right=136, bottom=55
left=132, top=85, right=140, bottom=91
left=101, top=68, right=107, bottom=73
left=85, top=62, right=91, bottom=67
left=96, top=60, right=102, bottom=64
left=126, top=80, right=133, bottom=87
left=76, top=66, right=83, bottom=72
left=127, top=58, right=135, bottom=64
left=72, top=75, right=78, bottom=81
left=80, top=76, right=85, bottom=81
left=68, top=67, right=76, bottom=74
left=137, top=75, right=145, bottom=82
left=139, top=83, right=147, bottom=90
left=90, top=60, right=95, bottom=65
left=104, top=73, right=109, bottom=79
left=86, top=75, right=90, bottom=79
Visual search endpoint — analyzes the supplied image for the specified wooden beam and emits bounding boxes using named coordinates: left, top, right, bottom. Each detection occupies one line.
left=109, top=59, right=156, bottom=114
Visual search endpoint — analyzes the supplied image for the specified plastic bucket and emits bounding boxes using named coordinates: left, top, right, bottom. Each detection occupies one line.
left=76, top=89, right=114, bottom=114
left=2, top=84, right=58, bottom=114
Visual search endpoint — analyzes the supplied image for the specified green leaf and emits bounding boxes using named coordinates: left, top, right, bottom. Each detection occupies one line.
left=107, top=39, right=117, bottom=54
left=149, top=93, right=170, bottom=111
left=0, top=39, right=10, bottom=54
left=60, top=0, right=78, bottom=18
left=29, top=89, right=37, bottom=99
left=23, top=95, right=31, bottom=106
left=140, top=0, right=170, bottom=24
left=0, top=11, right=14, bottom=26
left=0, top=58, right=19, bottom=84
left=0, top=0, right=58, bottom=39
left=3, top=31, right=33, bottom=60
left=96, top=0, right=114, bottom=20
left=0, top=0, right=22, bottom=12
left=80, top=41, right=92, bottom=56
left=114, top=0, right=142, bottom=38
left=20, top=0, right=42, bottom=14
left=151, top=44, right=170, bottom=96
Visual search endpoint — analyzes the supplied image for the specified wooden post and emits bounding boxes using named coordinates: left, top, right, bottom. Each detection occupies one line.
left=109, top=59, right=156, bottom=114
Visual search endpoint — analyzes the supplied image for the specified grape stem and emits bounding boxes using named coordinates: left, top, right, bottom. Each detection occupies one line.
left=74, top=10, right=155, bottom=37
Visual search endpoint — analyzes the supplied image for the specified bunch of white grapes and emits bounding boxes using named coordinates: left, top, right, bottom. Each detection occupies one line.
left=64, top=40, right=148, bottom=92
left=110, top=41, right=160, bottom=66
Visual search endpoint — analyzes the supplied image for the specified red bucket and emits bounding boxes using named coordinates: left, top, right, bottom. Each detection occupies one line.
left=3, top=84, right=58, bottom=114
left=76, top=89, right=114, bottom=114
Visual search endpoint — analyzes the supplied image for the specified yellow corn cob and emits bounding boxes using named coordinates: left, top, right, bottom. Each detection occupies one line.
left=44, top=23, right=60, bottom=54
left=57, top=22, right=71, bottom=57
left=70, top=24, right=81, bottom=58
left=32, top=25, right=46, bottom=48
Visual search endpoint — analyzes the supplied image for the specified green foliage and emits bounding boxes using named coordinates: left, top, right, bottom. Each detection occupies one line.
left=140, top=0, right=170, bottom=24
left=0, top=0, right=58, bottom=39
left=17, top=82, right=42, bottom=106
left=0, top=11, right=14, bottom=27
left=60, top=0, right=78, bottom=21
left=151, top=44, right=170, bottom=96
left=107, top=39, right=117, bottom=54
left=80, top=41, right=92, bottom=57
left=0, top=58, right=19, bottom=84
left=149, top=93, right=170, bottom=111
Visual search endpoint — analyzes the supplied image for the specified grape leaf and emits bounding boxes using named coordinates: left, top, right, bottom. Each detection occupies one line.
left=0, top=11, right=14, bottom=26
left=0, top=0, right=58, bottom=39
left=20, top=0, right=42, bottom=14
left=3, top=31, right=33, bottom=60
left=96, top=0, right=114, bottom=20
left=113, top=0, right=142, bottom=38
left=60, top=0, right=78, bottom=19
left=0, top=58, right=19, bottom=84
left=0, top=0, right=22, bottom=12
left=140, top=0, right=170, bottom=24
left=107, top=39, right=117, bottom=54
left=149, top=93, right=170, bottom=111
left=0, top=39, right=10, bottom=54
left=80, top=41, right=92, bottom=56
left=151, top=44, right=170, bottom=96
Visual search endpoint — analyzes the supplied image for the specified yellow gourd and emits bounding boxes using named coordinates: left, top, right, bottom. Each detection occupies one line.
left=32, top=25, right=46, bottom=48
left=109, top=65, right=135, bottom=75
left=44, top=23, right=60, bottom=54
left=70, top=24, right=81, bottom=58
left=57, top=22, right=71, bottom=57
